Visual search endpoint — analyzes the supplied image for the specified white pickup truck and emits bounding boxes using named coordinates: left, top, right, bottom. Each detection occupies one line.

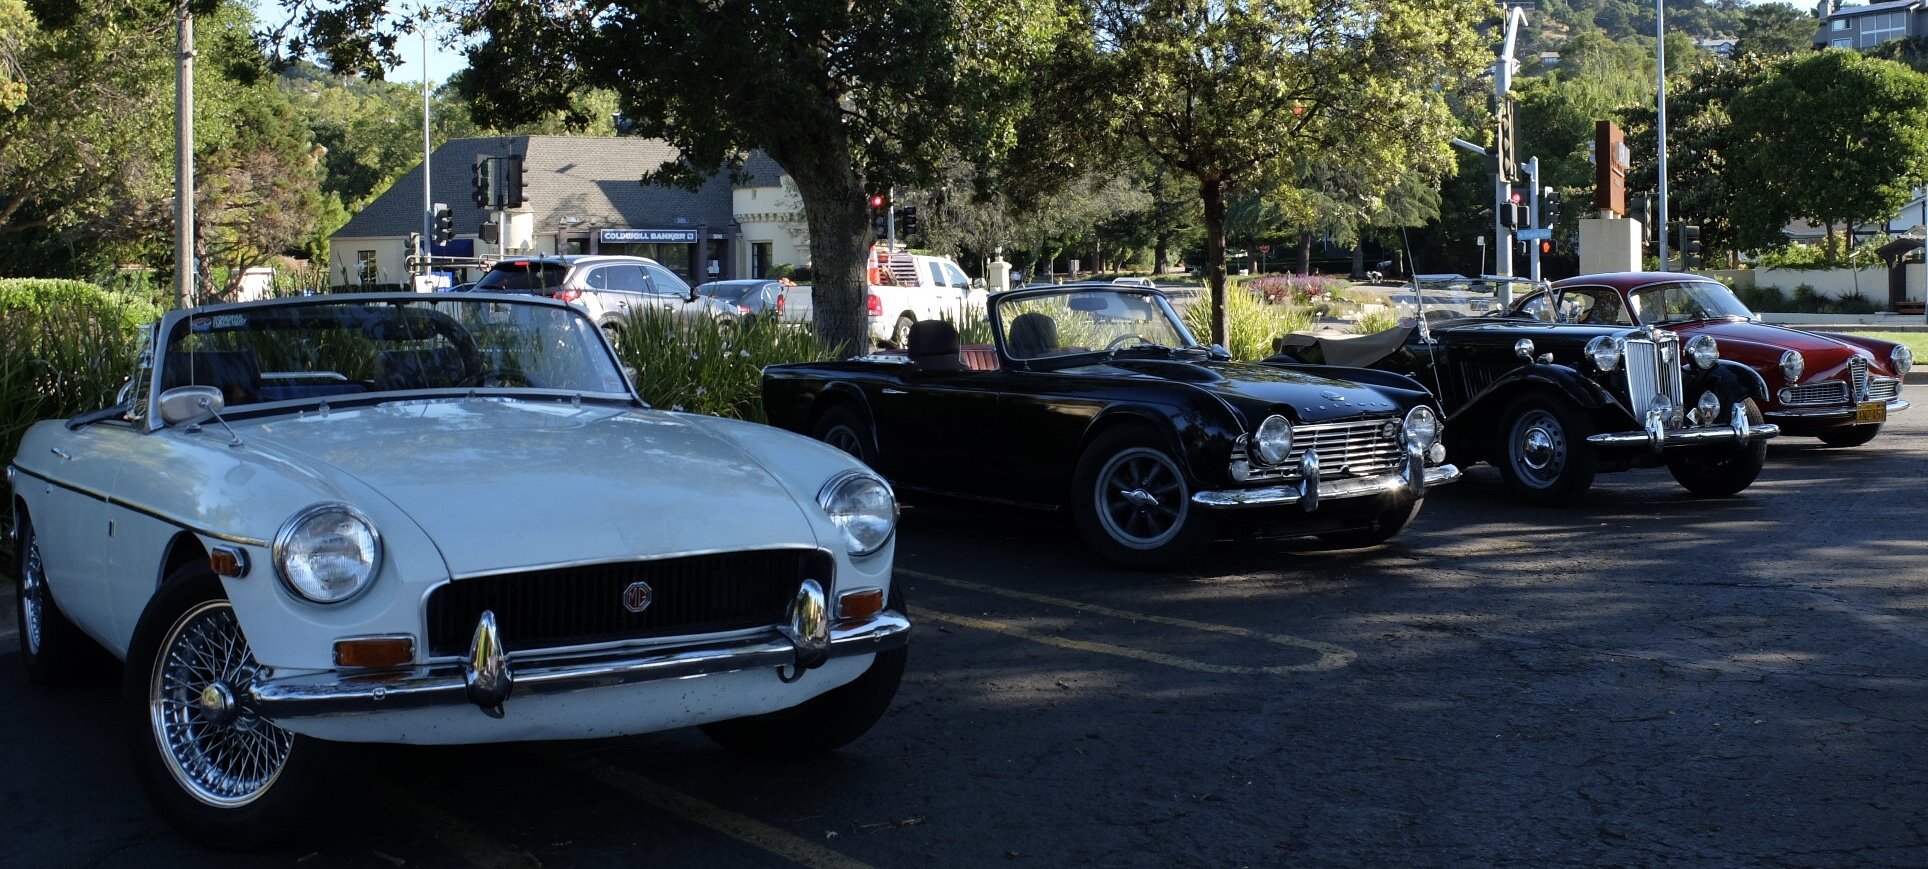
left=864, top=251, right=984, bottom=346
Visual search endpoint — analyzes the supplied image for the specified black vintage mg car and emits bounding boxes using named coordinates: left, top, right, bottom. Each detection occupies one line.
left=1269, top=276, right=1780, bottom=505
left=762, top=284, right=1460, bottom=568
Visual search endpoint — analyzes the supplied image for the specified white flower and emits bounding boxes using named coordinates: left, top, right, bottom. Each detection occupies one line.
left=694, top=386, right=708, bottom=396
left=739, top=349, right=751, bottom=358
left=671, top=404, right=684, bottom=412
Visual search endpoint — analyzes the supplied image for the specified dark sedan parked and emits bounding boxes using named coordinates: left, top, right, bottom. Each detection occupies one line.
left=697, top=279, right=787, bottom=319
left=763, top=284, right=1460, bottom=568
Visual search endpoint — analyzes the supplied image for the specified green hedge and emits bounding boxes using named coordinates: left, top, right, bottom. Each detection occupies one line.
left=610, top=310, right=835, bottom=423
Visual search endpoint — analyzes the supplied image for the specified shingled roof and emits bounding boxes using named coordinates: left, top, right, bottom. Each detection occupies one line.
left=335, top=136, right=777, bottom=239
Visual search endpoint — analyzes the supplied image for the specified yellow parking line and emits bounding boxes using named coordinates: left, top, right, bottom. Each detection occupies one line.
left=554, top=753, right=877, bottom=869
left=370, top=787, right=541, bottom=869
left=899, top=568, right=1355, bottom=674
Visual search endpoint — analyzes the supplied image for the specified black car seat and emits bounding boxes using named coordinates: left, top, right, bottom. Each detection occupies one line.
left=1007, top=312, right=1059, bottom=358
left=907, top=320, right=968, bottom=372
left=377, top=346, right=469, bottom=390
left=161, top=350, right=262, bottom=406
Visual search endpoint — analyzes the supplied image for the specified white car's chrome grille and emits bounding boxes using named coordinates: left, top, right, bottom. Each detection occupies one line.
left=1622, top=333, right=1683, bottom=417
left=1868, top=377, right=1901, bottom=402
left=1849, top=356, right=1870, bottom=400
left=1780, top=380, right=1849, bottom=405
left=1233, top=418, right=1403, bottom=481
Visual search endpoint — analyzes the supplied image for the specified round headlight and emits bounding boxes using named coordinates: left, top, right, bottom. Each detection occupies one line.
left=1253, top=414, right=1294, bottom=465
left=1585, top=335, right=1622, bottom=372
left=1780, top=349, right=1804, bottom=384
left=1686, top=334, right=1719, bottom=370
left=1892, top=344, right=1913, bottom=375
left=1697, top=390, right=1722, bottom=425
left=1402, top=405, right=1440, bottom=451
left=818, top=471, right=897, bottom=556
left=273, top=503, right=381, bottom=604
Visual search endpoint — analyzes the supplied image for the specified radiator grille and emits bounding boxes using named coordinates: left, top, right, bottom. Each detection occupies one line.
left=1849, top=357, right=1870, bottom=400
left=1623, top=334, right=1683, bottom=417
left=1235, top=417, right=1404, bottom=481
left=425, top=549, right=830, bottom=657
left=1780, top=380, right=1849, bottom=405
left=1868, top=377, right=1901, bottom=402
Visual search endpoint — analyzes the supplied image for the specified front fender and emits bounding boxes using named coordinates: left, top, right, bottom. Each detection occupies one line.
left=1446, top=364, right=1624, bottom=460
left=1687, top=359, right=1768, bottom=406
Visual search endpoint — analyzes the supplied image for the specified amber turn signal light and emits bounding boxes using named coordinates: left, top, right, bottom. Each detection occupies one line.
left=334, top=637, right=415, bottom=669
left=838, top=588, right=885, bottom=620
left=208, top=546, right=250, bottom=578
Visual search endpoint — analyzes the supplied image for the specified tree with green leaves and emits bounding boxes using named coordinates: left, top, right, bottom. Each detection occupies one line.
left=1619, top=53, right=1773, bottom=265
left=319, top=0, right=1068, bottom=356
left=1728, top=49, right=1928, bottom=258
left=1734, top=2, right=1823, bottom=60
left=1079, top=0, right=1490, bottom=345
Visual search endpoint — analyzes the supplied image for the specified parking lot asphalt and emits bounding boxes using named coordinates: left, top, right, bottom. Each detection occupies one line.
left=4, top=413, right=1928, bottom=867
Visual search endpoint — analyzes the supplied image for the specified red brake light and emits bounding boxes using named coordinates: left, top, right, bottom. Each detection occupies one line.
left=553, top=289, right=581, bottom=302
left=737, top=303, right=752, bottom=314
left=776, top=293, right=785, bottom=314
left=867, top=293, right=882, bottom=316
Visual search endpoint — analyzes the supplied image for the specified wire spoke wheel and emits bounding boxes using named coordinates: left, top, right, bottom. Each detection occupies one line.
left=20, top=536, right=47, bottom=655
left=148, top=601, right=293, bottom=809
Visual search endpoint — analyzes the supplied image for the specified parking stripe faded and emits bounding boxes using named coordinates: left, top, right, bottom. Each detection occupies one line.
left=900, top=568, right=1356, bottom=673
left=370, top=787, right=541, bottom=869
left=554, top=753, right=877, bottom=869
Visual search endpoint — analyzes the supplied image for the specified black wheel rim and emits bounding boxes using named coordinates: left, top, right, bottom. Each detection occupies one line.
left=1510, top=409, right=1566, bottom=489
left=1094, top=447, right=1187, bottom=548
left=821, top=423, right=866, bottom=460
left=149, top=601, right=293, bottom=808
left=20, top=536, right=45, bottom=655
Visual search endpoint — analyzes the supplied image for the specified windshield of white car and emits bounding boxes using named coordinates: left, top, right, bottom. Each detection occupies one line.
left=1629, top=281, right=1753, bottom=324
left=158, top=297, right=632, bottom=411
left=995, top=289, right=1195, bottom=362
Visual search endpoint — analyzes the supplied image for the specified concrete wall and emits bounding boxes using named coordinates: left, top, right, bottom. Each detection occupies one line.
left=732, top=181, right=812, bottom=277
left=1751, top=265, right=1922, bottom=302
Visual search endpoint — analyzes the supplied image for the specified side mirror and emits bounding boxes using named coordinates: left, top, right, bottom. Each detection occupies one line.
left=157, top=386, right=224, bottom=427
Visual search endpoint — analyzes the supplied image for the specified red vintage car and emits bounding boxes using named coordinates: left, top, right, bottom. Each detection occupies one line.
left=1513, top=272, right=1911, bottom=446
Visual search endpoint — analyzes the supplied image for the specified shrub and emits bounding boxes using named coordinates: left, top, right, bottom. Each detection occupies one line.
left=610, top=309, right=835, bottom=422
left=1247, top=274, right=1345, bottom=305
left=1181, top=283, right=1314, bottom=360
left=1352, top=309, right=1401, bottom=335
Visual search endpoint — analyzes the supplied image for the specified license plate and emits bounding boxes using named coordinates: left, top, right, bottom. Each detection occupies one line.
left=1856, top=401, right=1887, bottom=423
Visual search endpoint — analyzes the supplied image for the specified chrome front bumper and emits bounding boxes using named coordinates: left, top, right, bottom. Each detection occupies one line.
left=1193, top=443, right=1462, bottom=510
left=249, top=587, right=909, bottom=722
left=1765, top=398, right=1908, bottom=421
left=1586, top=402, right=1781, bottom=451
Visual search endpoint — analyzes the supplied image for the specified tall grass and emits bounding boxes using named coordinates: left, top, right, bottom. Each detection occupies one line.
left=611, top=309, right=835, bottom=422
left=1182, top=285, right=1315, bottom=360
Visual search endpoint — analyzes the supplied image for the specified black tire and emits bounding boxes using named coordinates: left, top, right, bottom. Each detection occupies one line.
left=1070, top=426, right=1213, bottom=569
left=1317, top=499, right=1424, bottom=549
left=1668, top=399, right=1769, bottom=497
left=1817, top=424, right=1881, bottom=448
left=811, top=403, right=876, bottom=466
left=1494, top=393, right=1599, bottom=506
left=14, top=516, right=106, bottom=685
left=123, top=567, right=331, bottom=850
left=701, top=645, right=907, bottom=760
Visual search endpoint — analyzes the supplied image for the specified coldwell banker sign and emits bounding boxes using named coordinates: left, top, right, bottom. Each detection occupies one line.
left=600, top=228, right=700, bottom=244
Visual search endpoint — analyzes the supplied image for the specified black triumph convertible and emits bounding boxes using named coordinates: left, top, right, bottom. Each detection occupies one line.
left=762, top=284, right=1460, bottom=568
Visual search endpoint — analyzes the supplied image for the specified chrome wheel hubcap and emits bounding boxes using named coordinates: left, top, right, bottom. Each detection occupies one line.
left=1096, top=448, right=1186, bottom=548
left=20, top=539, right=45, bottom=655
left=149, top=601, right=292, bottom=808
left=1512, top=410, right=1566, bottom=486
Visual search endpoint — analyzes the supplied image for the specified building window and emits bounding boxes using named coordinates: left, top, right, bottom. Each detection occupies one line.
left=1861, top=12, right=1906, bottom=46
left=1831, top=37, right=1853, bottom=48
left=1831, top=18, right=1849, bottom=31
left=356, top=250, right=378, bottom=286
left=752, top=242, right=772, bottom=278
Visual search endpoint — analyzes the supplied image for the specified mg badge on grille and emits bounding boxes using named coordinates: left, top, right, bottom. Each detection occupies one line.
left=621, top=581, right=654, bottom=613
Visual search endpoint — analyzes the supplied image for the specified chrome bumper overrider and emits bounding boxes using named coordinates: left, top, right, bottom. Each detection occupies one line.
left=1193, top=446, right=1463, bottom=511
left=1765, top=398, right=1909, bottom=421
left=248, top=591, right=909, bottom=721
left=1586, top=402, right=1780, bottom=451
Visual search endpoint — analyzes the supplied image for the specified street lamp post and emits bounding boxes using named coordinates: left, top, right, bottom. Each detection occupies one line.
left=174, top=2, right=194, bottom=309
left=1656, top=0, right=1671, bottom=271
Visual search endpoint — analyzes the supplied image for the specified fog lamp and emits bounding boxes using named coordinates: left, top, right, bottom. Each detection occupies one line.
left=1696, top=391, right=1722, bottom=425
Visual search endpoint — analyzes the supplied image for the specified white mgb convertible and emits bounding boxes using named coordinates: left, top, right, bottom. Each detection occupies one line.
left=6, top=293, right=908, bottom=847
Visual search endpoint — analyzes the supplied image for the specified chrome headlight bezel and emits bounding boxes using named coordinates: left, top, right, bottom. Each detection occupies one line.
left=1585, top=335, right=1623, bottom=372
left=272, top=503, right=382, bottom=605
left=1402, top=405, right=1440, bottom=451
left=817, top=470, right=898, bottom=557
left=1892, top=344, right=1913, bottom=376
left=1252, top=414, right=1294, bottom=465
left=1685, top=334, right=1719, bottom=370
left=1779, top=349, right=1804, bottom=384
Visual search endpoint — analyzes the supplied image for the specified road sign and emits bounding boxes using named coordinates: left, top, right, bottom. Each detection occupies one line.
left=1516, top=228, right=1552, bottom=240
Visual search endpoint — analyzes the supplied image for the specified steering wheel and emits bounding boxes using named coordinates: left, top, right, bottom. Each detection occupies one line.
left=1105, top=334, right=1158, bottom=351
left=461, top=368, right=543, bottom=388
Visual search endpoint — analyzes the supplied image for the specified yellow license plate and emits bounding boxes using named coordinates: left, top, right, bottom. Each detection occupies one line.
left=1856, top=401, right=1887, bottom=423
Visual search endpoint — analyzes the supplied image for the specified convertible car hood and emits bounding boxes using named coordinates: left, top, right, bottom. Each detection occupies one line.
left=239, top=399, right=817, bottom=576
left=1668, top=318, right=1869, bottom=364
left=1089, top=358, right=1402, bottom=422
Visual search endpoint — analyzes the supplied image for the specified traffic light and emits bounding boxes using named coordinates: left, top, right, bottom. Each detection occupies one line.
left=472, top=156, right=495, bottom=208
left=896, top=206, right=919, bottom=238
left=502, top=155, right=525, bottom=209
left=1678, top=223, right=1703, bottom=269
left=1632, top=194, right=1655, bottom=242
left=869, top=193, right=888, bottom=239
left=1501, top=185, right=1529, bottom=228
left=1542, top=189, right=1562, bottom=229
left=432, top=203, right=454, bottom=244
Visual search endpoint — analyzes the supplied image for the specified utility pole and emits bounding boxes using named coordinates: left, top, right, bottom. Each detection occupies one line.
left=1656, top=0, right=1671, bottom=270
left=1527, top=156, right=1542, bottom=283
left=173, top=3, right=195, bottom=309
left=886, top=185, right=897, bottom=249
left=420, top=20, right=431, bottom=276
left=1491, top=4, right=1528, bottom=280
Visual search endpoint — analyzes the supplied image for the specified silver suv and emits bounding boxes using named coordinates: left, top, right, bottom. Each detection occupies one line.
left=469, top=255, right=736, bottom=336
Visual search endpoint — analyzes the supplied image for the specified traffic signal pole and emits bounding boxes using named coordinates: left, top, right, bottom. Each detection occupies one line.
left=1527, top=156, right=1541, bottom=283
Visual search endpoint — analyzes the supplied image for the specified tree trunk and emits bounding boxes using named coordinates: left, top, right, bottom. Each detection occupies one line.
left=770, top=143, right=872, bottom=357
left=1201, top=177, right=1229, bottom=348
left=1297, top=232, right=1312, bottom=276
left=1351, top=245, right=1365, bottom=279
left=1154, top=236, right=1170, bottom=275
